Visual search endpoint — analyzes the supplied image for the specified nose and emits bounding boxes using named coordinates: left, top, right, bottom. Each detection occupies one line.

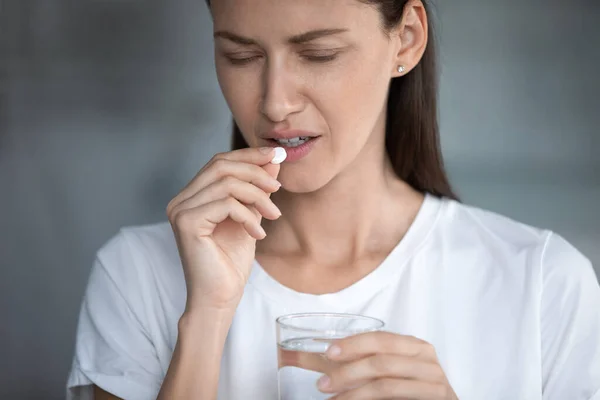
left=259, top=58, right=305, bottom=122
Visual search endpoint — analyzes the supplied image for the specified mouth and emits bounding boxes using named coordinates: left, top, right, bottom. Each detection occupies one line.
left=264, top=136, right=320, bottom=163
left=268, top=136, right=315, bottom=148
left=263, top=129, right=321, bottom=148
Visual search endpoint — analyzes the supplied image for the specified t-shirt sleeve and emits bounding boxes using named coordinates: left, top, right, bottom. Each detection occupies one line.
left=67, top=232, right=163, bottom=400
left=541, top=233, right=600, bottom=400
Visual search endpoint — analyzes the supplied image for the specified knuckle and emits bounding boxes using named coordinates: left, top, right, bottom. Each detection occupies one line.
left=408, top=335, right=426, bottom=345
left=372, top=378, right=393, bottom=393
left=369, top=355, right=389, bottom=374
left=224, top=197, right=239, bottom=208
left=166, top=203, right=178, bottom=221
left=431, top=383, right=450, bottom=398
left=420, top=362, right=445, bottom=383
left=211, top=152, right=227, bottom=162
left=172, top=208, right=192, bottom=230
left=221, top=175, right=238, bottom=187
left=211, top=158, right=230, bottom=176
left=166, top=199, right=177, bottom=217
left=423, top=342, right=437, bottom=357
left=431, top=364, right=446, bottom=381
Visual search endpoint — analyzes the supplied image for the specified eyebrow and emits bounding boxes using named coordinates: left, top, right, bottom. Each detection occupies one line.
left=214, top=28, right=349, bottom=46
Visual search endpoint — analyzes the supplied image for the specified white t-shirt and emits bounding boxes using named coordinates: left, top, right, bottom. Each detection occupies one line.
left=67, top=195, right=600, bottom=400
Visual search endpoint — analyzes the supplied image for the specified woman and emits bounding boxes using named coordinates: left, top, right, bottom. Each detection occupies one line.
left=67, top=0, right=600, bottom=399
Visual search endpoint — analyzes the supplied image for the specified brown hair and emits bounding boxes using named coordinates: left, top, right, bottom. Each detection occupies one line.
left=206, top=0, right=458, bottom=200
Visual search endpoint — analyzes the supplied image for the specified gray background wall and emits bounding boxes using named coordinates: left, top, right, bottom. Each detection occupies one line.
left=1, top=0, right=598, bottom=398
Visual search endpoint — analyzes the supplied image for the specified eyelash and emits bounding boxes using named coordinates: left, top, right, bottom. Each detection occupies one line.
left=226, top=53, right=339, bottom=66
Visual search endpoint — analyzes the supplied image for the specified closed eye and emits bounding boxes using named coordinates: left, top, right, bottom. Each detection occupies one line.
left=302, top=53, right=339, bottom=62
left=227, top=55, right=262, bottom=65
left=223, top=51, right=342, bottom=66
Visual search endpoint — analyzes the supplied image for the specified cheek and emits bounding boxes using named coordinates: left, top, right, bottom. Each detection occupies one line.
left=216, top=63, right=260, bottom=141
left=315, top=55, right=390, bottom=145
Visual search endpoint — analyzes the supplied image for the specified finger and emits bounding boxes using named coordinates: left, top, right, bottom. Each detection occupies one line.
left=169, top=159, right=281, bottom=212
left=207, top=146, right=284, bottom=181
left=188, top=157, right=281, bottom=199
left=326, top=332, right=437, bottom=363
left=262, top=162, right=281, bottom=180
left=171, top=177, right=282, bottom=221
left=173, top=197, right=266, bottom=240
left=326, top=378, right=450, bottom=400
left=279, top=349, right=336, bottom=375
left=212, top=146, right=280, bottom=167
left=182, top=146, right=278, bottom=193
left=319, top=355, right=445, bottom=394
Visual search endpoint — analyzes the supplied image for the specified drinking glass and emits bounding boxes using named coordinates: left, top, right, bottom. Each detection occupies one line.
left=276, top=313, right=385, bottom=400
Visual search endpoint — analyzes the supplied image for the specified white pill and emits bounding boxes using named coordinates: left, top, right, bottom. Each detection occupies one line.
left=270, top=147, right=287, bottom=164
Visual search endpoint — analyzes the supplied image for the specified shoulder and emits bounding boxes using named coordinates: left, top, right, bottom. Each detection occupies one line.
left=432, top=197, right=595, bottom=283
left=97, top=221, right=178, bottom=266
left=539, top=231, right=595, bottom=284
left=70, top=223, right=177, bottom=398
left=93, top=221, right=183, bottom=297
left=437, top=198, right=551, bottom=251
left=539, top=232, right=598, bottom=315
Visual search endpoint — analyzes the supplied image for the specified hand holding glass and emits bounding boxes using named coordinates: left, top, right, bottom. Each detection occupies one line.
left=276, top=313, right=385, bottom=400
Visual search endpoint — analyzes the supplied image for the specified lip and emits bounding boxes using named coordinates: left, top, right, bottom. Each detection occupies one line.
left=266, top=136, right=320, bottom=163
left=263, top=129, right=321, bottom=140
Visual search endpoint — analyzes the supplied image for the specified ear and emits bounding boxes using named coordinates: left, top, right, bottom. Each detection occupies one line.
left=390, top=0, right=428, bottom=77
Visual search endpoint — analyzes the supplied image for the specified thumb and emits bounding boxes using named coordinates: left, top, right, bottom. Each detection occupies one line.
left=262, top=163, right=281, bottom=180
left=262, top=147, right=285, bottom=180
left=254, top=162, right=280, bottom=223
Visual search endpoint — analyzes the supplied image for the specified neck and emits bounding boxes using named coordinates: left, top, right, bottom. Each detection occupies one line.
left=258, top=132, right=424, bottom=267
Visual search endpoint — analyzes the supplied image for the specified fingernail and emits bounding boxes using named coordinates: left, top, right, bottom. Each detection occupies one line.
left=326, top=345, right=341, bottom=358
left=262, top=179, right=282, bottom=192
left=257, top=226, right=267, bottom=239
left=271, top=203, right=282, bottom=217
left=270, top=147, right=287, bottom=164
left=259, top=147, right=274, bottom=154
left=317, top=375, right=330, bottom=390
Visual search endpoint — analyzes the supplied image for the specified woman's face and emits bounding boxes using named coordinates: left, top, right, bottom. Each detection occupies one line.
left=211, top=0, right=403, bottom=192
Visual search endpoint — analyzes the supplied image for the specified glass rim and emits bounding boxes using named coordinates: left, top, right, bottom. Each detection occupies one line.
left=276, top=312, right=385, bottom=334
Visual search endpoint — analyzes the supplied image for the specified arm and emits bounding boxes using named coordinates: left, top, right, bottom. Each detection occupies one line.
left=71, top=147, right=281, bottom=400
left=156, top=147, right=282, bottom=398
left=157, top=308, right=235, bottom=400
left=89, top=307, right=235, bottom=400
left=94, top=385, right=122, bottom=400
left=67, top=246, right=165, bottom=400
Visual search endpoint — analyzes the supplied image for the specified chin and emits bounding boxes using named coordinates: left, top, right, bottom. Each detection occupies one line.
left=278, top=166, right=332, bottom=194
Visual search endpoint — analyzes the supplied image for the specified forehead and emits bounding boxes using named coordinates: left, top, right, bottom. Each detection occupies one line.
left=211, top=0, right=377, bottom=36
